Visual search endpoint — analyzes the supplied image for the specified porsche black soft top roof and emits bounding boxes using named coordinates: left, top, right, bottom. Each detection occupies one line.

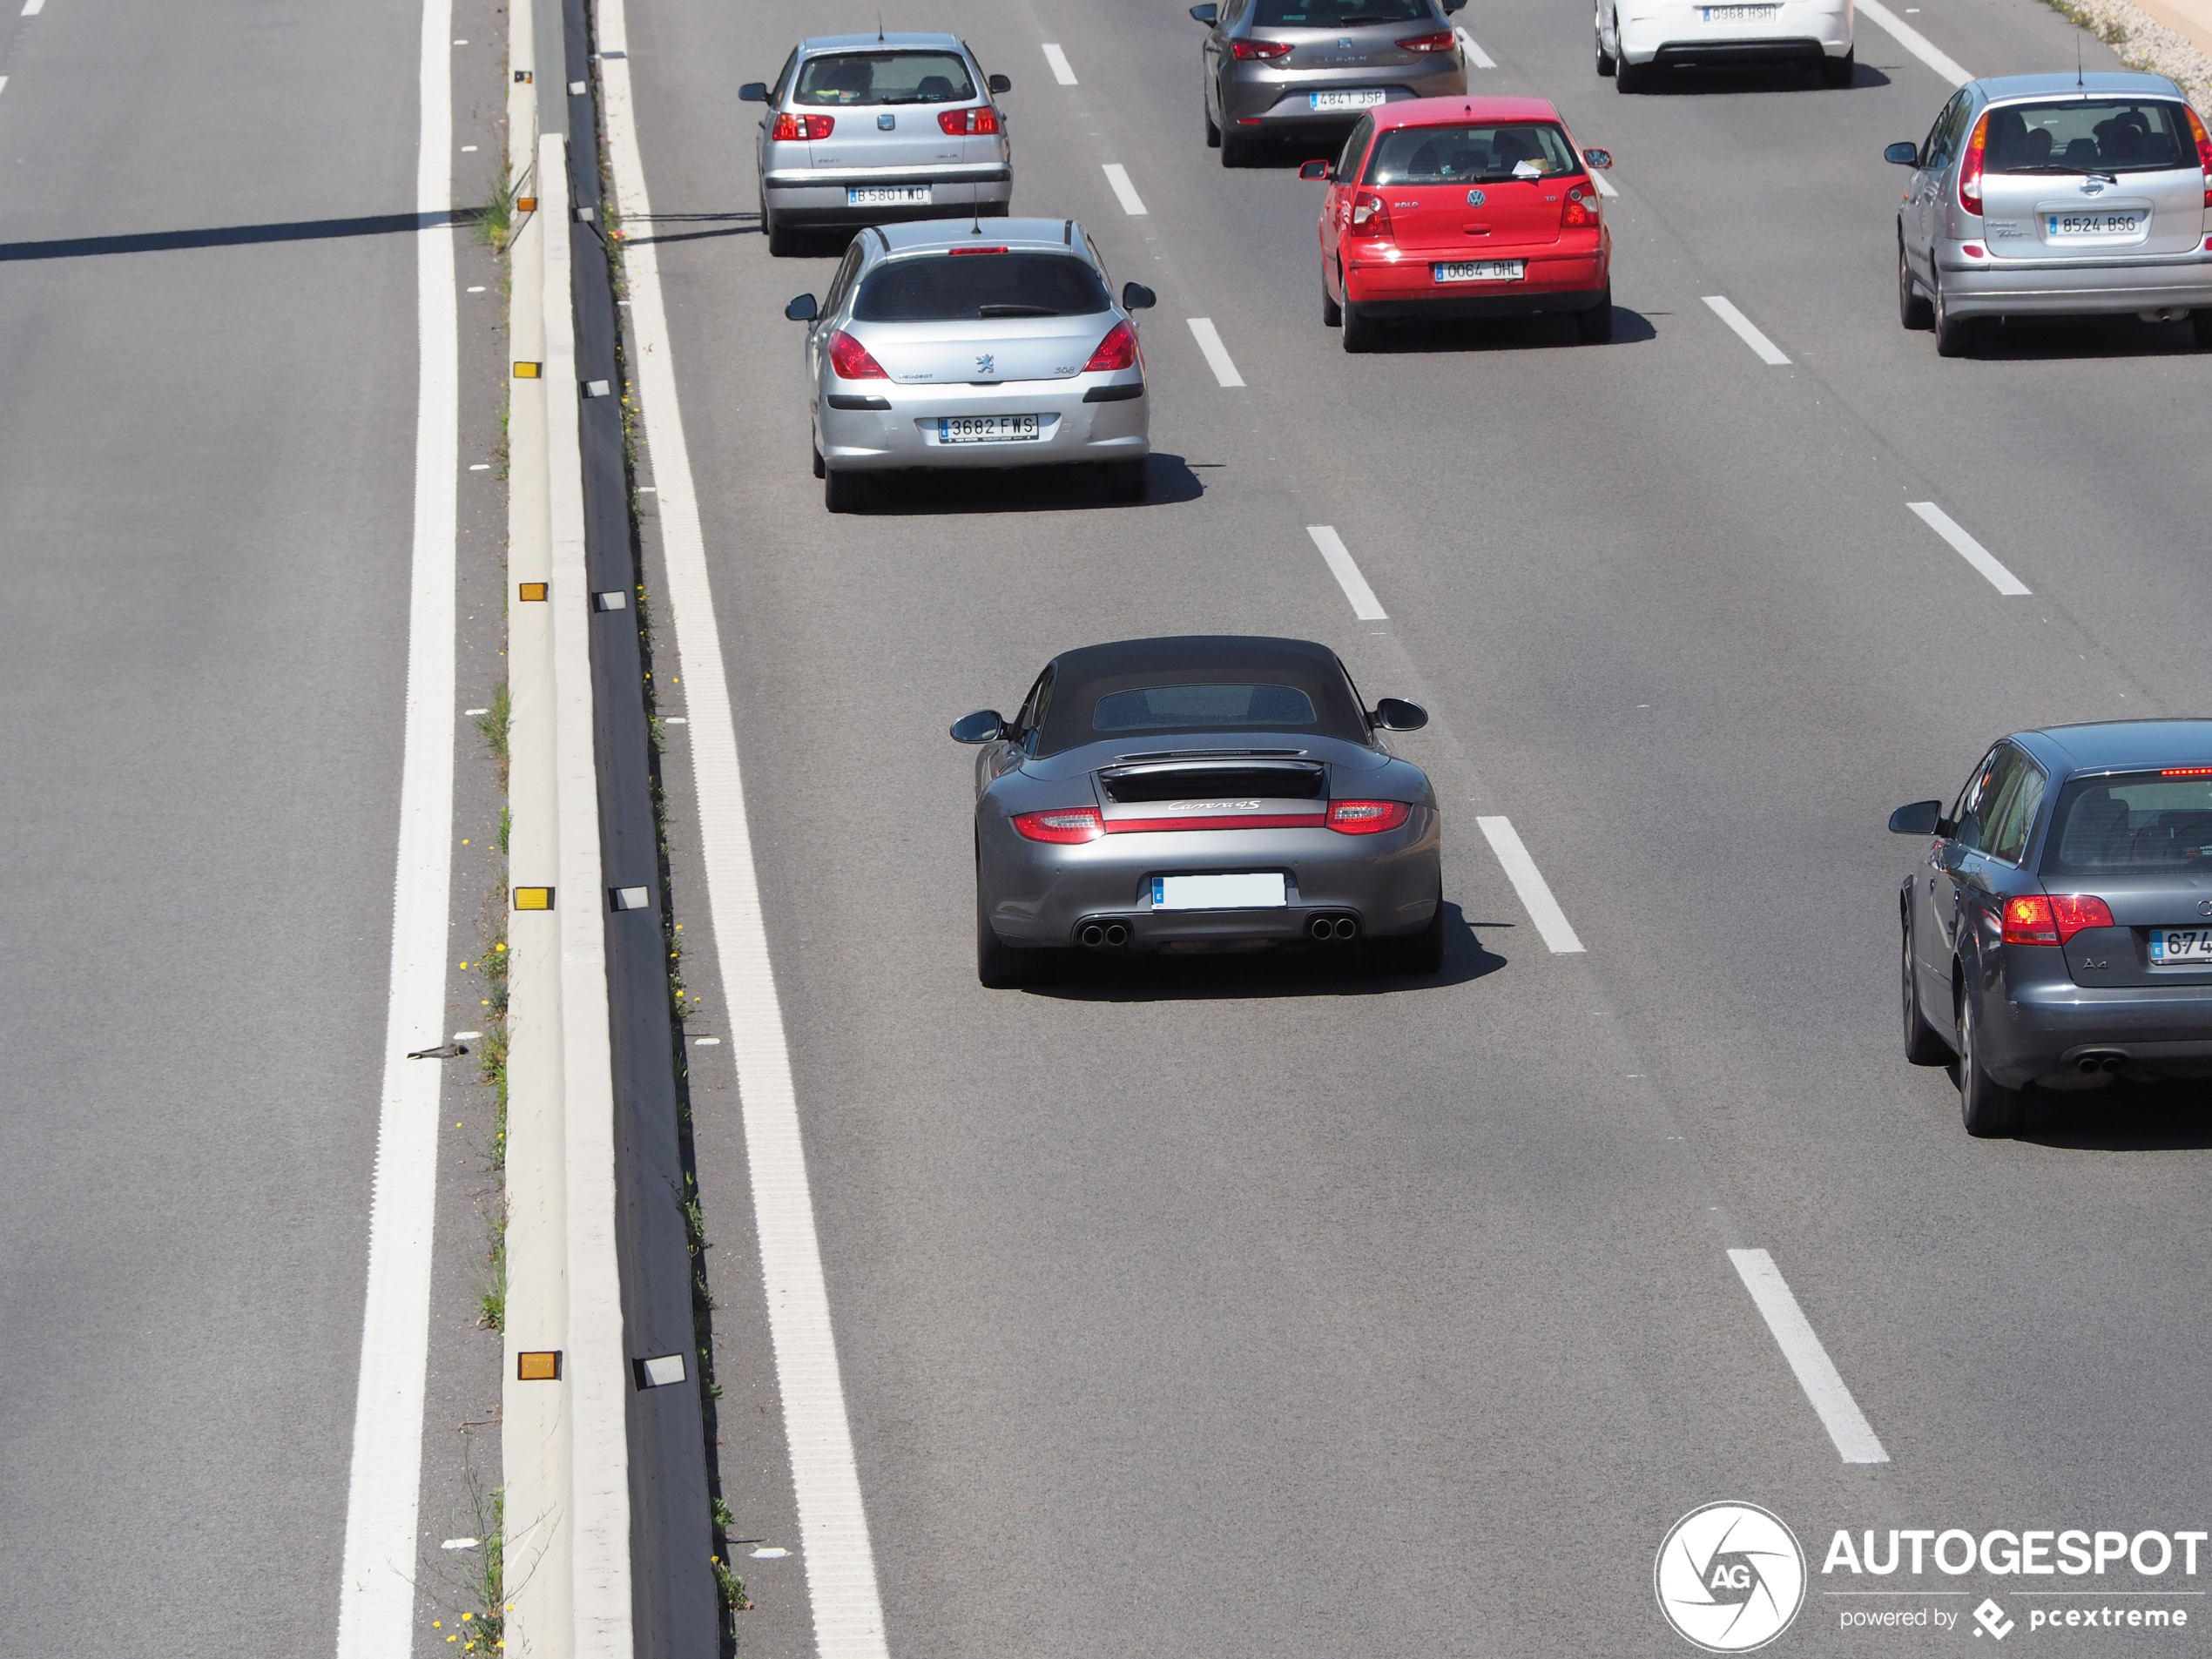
left=1035, top=635, right=1368, bottom=755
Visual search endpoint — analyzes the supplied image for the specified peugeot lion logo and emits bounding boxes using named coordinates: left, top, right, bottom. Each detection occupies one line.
left=1467, top=187, right=1486, bottom=206
left=974, top=353, right=995, bottom=374
left=1656, top=1503, right=1806, bottom=1652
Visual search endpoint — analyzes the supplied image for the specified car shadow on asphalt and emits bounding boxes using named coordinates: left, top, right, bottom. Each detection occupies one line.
left=847, top=453, right=1207, bottom=514
left=1358, top=307, right=1659, bottom=354
left=1018, top=903, right=1508, bottom=1001
left=1627, top=62, right=1893, bottom=95
left=1946, top=314, right=2207, bottom=361
left=2010, top=1080, right=2212, bottom=1150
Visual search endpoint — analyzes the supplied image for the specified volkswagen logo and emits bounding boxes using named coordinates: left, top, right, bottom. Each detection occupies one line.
left=2197, top=898, right=2212, bottom=917
left=1656, top=1503, right=1805, bottom=1652
left=1467, top=187, right=1486, bottom=206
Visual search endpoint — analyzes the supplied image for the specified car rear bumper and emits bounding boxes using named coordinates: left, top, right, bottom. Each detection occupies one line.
left=764, top=168, right=1013, bottom=226
left=1221, top=62, right=1467, bottom=127
left=1986, top=979, right=2212, bottom=1085
left=1344, top=247, right=1608, bottom=315
left=815, top=374, right=1148, bottom=472
left=1620, top=1, right=1852, bottom=63
left=1937, top=250, right=2212, bottom=316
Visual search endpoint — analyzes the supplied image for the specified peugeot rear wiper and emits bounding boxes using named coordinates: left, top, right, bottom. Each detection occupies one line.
left=976, top=303, right=1059, bottom=317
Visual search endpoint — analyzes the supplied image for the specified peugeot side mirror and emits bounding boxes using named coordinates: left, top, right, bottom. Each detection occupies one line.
left=1189, top=3, right=1220, bottom=21
left=1298, top=159, right=1332, bottom=180
left=1371, top=698, right=1428, bottom=732
left=950, top=710, right=1008, bottom=745
left=1121, top=280, right=1157, bottom=311
left=988, top=72, right=1012, bottom=93
left=739, top=81, right=770, bottom=103
left=1885, top=141, right=1920, bottom=166
left=1888, top=799, right=1949, bottom=835
left=785, top=293, right=819, bottom=322
left=1581, top=146, right=1613, bottom=171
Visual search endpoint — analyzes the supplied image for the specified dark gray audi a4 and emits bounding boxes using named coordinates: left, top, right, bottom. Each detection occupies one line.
left=954, top=635, right=1443, bottom=987
left=1892, top=719, right=2212, bottom=1136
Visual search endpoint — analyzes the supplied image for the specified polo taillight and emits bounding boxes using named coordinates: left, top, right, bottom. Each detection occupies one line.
left=1012, top=808, right=1103, bottom=844
left=938, top=105, right=1001, bottom=135
left=2003, top=893, right=2114, bottom=945
left=1231, top=37, right=1293, bottom=58
left=1562, top=184, right=1599, bottom=228
left=1327, top=800, right=1412, bottom=835
left=827, top=330, right=888, bottom=381
left=1959, top=111, right=1989, bottom=217
left=771, top=112, right=835, bottom=141
left=2188, top=105, right=2212, bottom=206
left=1396, top=29, right=1457, bottom=51
left=1082, top=320, right=1138, bottom=373
left=1349, top=192, right=1393, bottom=237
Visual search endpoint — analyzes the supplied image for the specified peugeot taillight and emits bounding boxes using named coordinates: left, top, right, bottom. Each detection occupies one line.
left=1562, top=184, right=1599, bottom=228
left=1231, top=37, right=1293, bottom=58
left=1959, top=110, right=1989, bottom=217
left=1396, top=29, right=1456, bottom=51
left=1327, top=800, right=1412, bottom=834
left=1082, top=320, right=1138, bottom=373
left=1349, top=192, right=1393, bottom=237
left=1012, top=808, right=1103, bottom=844
left=2188, top=105, right=2212, bottom=206
left=939, top=105, right=1001, bottom=135
left=2003, top=894, right=2114, bottom=945
left=771, top=112, right=835, bottom=141
left=826, top=330, right=888, bottom=380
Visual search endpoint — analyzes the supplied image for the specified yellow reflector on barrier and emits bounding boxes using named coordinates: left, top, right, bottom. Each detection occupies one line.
left=514, top=887, right=553, bottom=911
left=516, top=1351, right=560, bottom=1381
left=518, top=581, right=547, bottom=602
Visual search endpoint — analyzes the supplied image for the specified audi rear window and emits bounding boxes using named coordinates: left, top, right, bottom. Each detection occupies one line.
left=853, top=254, right=1110, bottom=322
left=1982, top=100, right=2192, bottom=173
left=794, top=51, right=976, bottom=106
left=1253, top=0, right=1433, bottom=22
left=2042, top=772, right=2212, bottom=876
left=1366, top=122, right=1580, bottom=184
left=1094, top=685, right=1319, bottom=732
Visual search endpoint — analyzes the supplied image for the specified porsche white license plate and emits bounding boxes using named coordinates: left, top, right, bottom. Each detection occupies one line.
left=847, top=185, right=931, bottom=206
left=2149, top=927, right=2212, bottom=967
left=937, top=415, right=1040, bottom=443
left=1151, top=873, right=1287, bottom=910
left=2046, top=210, right=2144, bottom=239
left=1433, top=260, right=1525, bottom=282
left=1311, top=89, right=1388, bottom=111
left=1702, top=4, right=1779, bottom=18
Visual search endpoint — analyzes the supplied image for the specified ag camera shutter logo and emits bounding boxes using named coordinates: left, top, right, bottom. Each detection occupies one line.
left=1656, top=1502, right=1807, bottom=1652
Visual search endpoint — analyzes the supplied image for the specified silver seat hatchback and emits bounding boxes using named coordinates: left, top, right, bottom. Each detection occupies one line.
left=784, top=219, right=1157, bottom=512
left=742, top=33, right=1014, bottom=255
left=1886, top=71, right=2212, bottom=354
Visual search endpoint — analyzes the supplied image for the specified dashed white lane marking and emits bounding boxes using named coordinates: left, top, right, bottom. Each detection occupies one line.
left=0, top=76, right=9, bottom=95
left=1042, top=42, right=1077, bottom=84
left=1453, top=26, right=1496, bottom=67
left=19, top=0, right=42, bottom=16
left=1591, top=170, right=1618, bottom=198
left=1728, top=1249, right=1892, bottom=1464
left=333, top=0, right=458, bottom=1649
left=1857, top=0, right=1973, bottom=86
left=1907, top=501, right=2030, bottom=595
left=1474, top=817, right=1585, bottom=954
left=599, top=5, right=894, bottom=1656
left=1102, top=163, right=1148, bottom=216
left=468, top=462, right=490, bottom=470
left=1305, top=526, right=1387, bottom=621
left=1702, top=294, right=1791, bottom=365
left=1186, top=317, right=1244, bottom=387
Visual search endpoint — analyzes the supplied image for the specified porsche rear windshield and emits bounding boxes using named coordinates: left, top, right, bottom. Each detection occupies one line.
left=1366, top=123, right=1581, bottom=185
left=1253, top=0, right=1433, bottom=22
left=1983, top=100, right=2192, bottom=173
left=1094, top=685, right=1318, bottom=732
left=794, top=51, right=976, bottom=106
left=853, top=254, right=1110, bottom=321
left=2042, top=772, right=2212, bottom=876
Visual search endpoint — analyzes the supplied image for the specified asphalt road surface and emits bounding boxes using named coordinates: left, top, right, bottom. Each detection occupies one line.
left=624, top=0, right=2212, bottom=1654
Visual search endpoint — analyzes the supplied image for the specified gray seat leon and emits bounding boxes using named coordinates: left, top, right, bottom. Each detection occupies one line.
left=1892, top=720, right=2212, bottom=1135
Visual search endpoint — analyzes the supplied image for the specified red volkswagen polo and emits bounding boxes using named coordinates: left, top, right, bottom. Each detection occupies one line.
left=1302, top=95, right=1615, bottom=351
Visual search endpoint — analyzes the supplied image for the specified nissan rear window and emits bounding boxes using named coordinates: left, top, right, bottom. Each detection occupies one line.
left=1982, top=100, right=2192, bottom=173
left=2041, top=772, right=2212, bottom=876
left=1253, top=0, right=1433, bottom=21
left=794, top=51, right=976, bottom=105
left=853, top=254, right=1110, bottom=322
left=1093, top=685, right=1319, bottom=732
left=1366, top=123, right=1580, bottom=184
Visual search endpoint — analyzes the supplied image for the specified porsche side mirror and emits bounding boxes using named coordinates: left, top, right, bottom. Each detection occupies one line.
left=785, top=293, right=819, bottom=322
left=988, top=72, right=1012, bottom=93
left=1442, top=0, right=1467, bottom=11
left=1581, top=146, right=1613, bottom=171
left=1885, top=141, right=1919, bottom=166
left=1888, top=799, right=1948, bottom=835
left=1298, top=159, right=1332, bottom=180
left=739, top=82, right=770, bottom=103
left=1371, top=698, right=1428, bottom=732
left=1190, top=3, right=1220, bottom=21
left=950, top=710, right=1008, bottom=744
left=1121, top=280, right=1157, bottom=310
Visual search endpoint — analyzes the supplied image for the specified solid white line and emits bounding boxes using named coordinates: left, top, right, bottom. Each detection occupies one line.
left=1907, top=501, right=2030, bottom=595
left=1728, top=1249, right=1892, bottom=1464
left=333, top=0, right=456, bottom=1650
left=1857, top=0, right=1974, bottom=87
left=1453, top=25, right=1496, bottom=67
left=598, top=8, right=893, bottom=1659
left=1042, top=42, right=1077, bottom=84
left=1591, top=169, right=1618, bottom=198
left=1101, top=163, right=1148, bottom=216
left=1186, top=317, right=1244, bottom=387
left=1702, top=294, right=1791, bottom=365
left=1474, top=817, right=1584, bottom=954
left=1305, top=526, right=1387, bottom=621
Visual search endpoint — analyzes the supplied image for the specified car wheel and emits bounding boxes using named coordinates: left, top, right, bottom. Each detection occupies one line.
left=1369, top=898, right=1446, bottom=975
left=1341, top=301, right=1378, bottom=353
left=1221, top=131, right=1251, bottom=167
left=1898, top=239, right=1932, bottom=329
left=1597, top=17, right=1617, bottom=74
left=1820, top=46, right=1855, bottom=86
left=1901, top=913, right=1951, bottom=1065
left=1615, top=54, right=1643, bottom=91
left=1103, top=457, right=1148, bottom=503
left=975, top=878, right=1031, bottom=988
left=1956, top=985, right=2021, bottom=1136
left=2192, top=308, right=2212, bottom=348
left=1932, top=269, right=1974, bottom=357
left=1204, top=91, right=1222, bottom=148
left=824, top=468, right=865, bottom=513
left=1322, top=273, right=1343, bottom=327
left=812, top=439, right=826, bottom=480
left=1575, top=285, right=1615, bottom=343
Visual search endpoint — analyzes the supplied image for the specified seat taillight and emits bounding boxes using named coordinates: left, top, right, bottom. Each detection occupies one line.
left=1013, top=808, right=1103, bottom=844
left=771, top=112, right=834, bottom=141
left=827, top=330, right=888, bottom=381
left=1327, top=800, right=1412, bottom=834
left=1083, top=320, right=1138, bottom=373
left=1231, top=37, right=1293, bottom=58
left=1396, top=29, right=1456, bottom=51
left=1959, top=111, right=1989, bottom=217
left=938, top=106, right=1001, bottom=135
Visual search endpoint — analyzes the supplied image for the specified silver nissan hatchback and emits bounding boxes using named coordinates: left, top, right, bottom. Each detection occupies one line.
left=1887, top=71, right=2212, bottom=354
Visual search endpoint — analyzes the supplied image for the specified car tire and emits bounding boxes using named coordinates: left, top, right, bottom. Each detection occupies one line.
left=764, top=197, right=800, bottom=258
left=1898, top=239, right=1933, bottom=329
left=1615, top=55, right=1643, bottom=92
left=1103, top=457, right=1149, bottom=502
left=1932, top=269, right=1974, bottom=357
left=812, top=438, right=826, bottom=480
left=1901, top=913, right=1951, bottom=1065
left=1221, top=130, right=1251, bottom=167
left=1820, top=47, right=1855, bottom=87
left=1322, top=276, right=1343, bottom=327
left=1575, top=285, right=1615, bottom=343
left=1597, top=26, right=1617, bottom=75
left=1341, top=301, right=1378, bottom=353
left=824, top=468, right=865, bottom=514
left=2192, top=308, right=2212, bottom=348
left=1956, top=985, right=2021, bottom=1136
left=1204, top=94, right=1222, bottom=148
left=1369, top=898, right=1446, bottom=975
left=976, top=879, right=1031, bottom=988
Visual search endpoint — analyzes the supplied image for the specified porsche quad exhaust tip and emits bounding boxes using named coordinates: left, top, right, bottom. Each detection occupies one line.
left=1308, top=914, right=1359, bottom=941
left=1078, top=922, right=1130, bottom=949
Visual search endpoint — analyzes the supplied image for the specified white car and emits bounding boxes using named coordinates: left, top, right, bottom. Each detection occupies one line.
left=1596, top=0, right=1855, bottom=91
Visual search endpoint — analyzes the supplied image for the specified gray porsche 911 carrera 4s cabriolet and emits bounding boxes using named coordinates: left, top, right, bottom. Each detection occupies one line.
left=952, top=634, right=1445, bottom=985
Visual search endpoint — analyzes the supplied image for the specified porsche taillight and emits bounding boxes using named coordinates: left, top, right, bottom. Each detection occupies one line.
left=827, top=330, right=888, bottom=380
left=771, top=112, right=835, bottom=141
left=1327, top=800, right=1412, bottom=834
left=1013, top=808, right=1103, bottom=844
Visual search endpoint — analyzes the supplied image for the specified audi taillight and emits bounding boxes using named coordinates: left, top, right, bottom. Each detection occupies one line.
left=1959, top=111, right=1989, bottom=217
left=1231, top=37, right=1293, bottom=58
left=1396, top=29, right=1456, bottom=51
left=827, top=330, right=888, bottom=380
left=1012, top=808, right=1103, bottom=844
left=2003, top=894, right=2114, bottom=945
left=1082, top=320, right=1138, bottom=373
left=1349, top=192, right=1393, bottom=237
left=771, top=112, right=835, bottom=141
left=1327, top=800, right=1412, bottom=834
left=1562, top=183, right=1599, bottom=228
left=2188, top=105, right=2212, bottom=206
left=938, top=105, right=1001, bottom=135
